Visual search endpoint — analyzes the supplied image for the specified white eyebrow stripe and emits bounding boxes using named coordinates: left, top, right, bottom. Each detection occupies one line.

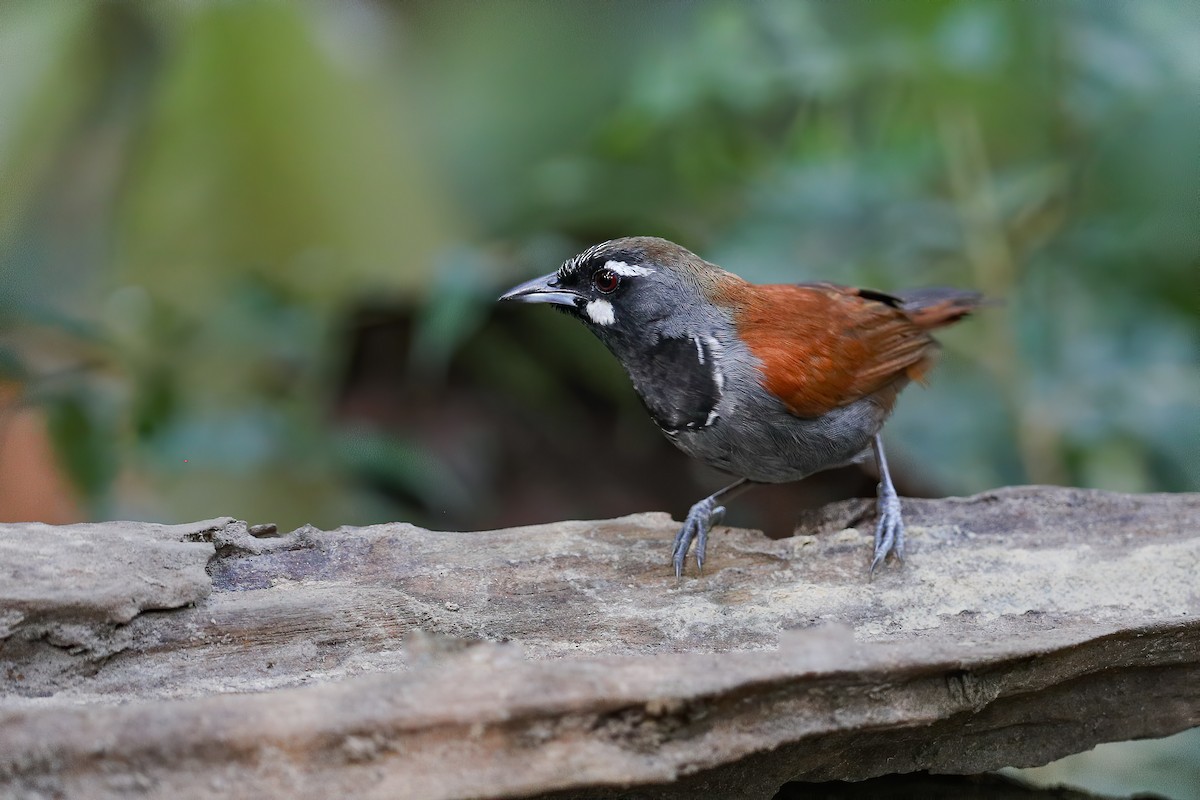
left=693, top=336, right=705, bottom=364
left=604, top=260, right=655, bottom=277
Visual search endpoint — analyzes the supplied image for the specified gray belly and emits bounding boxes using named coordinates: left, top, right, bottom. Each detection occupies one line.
left=614, top=325, right=897, bottom=484
left=666, top=392, right=890, bottom=483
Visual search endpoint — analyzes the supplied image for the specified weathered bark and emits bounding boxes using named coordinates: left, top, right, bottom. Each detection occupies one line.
left=1, top=487, right=1197, bottom=799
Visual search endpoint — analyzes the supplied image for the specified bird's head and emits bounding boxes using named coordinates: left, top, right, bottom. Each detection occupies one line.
left=499, top=237, right=739, bottom=346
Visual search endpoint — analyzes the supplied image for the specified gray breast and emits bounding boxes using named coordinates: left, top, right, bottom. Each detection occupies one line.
left=663, top=337, right=892, bottom=483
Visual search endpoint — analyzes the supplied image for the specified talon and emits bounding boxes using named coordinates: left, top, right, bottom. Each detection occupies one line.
left=670, top=480, right=754, bottom=577
left=672, top=518, right=692, bottom=576
left=696, top=504, right=727, bottom=573
left=672, top=526, right=687, bottom=554
left=867, top=435, right=909, bottom=575
left=672, top=529, right=690, bottom=577
left=868, top=497, right=906, bottom=574
left=674, top=498, right=720, bottom=577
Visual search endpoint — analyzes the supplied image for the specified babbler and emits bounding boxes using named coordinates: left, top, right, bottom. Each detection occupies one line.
left=500, top=237, right=982, bottom=576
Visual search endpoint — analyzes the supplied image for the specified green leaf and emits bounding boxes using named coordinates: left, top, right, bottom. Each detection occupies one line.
left=44, top=391, right=118, bottom=504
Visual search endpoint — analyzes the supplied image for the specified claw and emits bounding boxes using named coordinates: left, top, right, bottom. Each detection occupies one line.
left=672, top=516, right=694, bottom=577
left=869, top=494, right=905, bottom=575
left=672, top=523, right=690, bottom=577
left=868, top=435, right=907, bottom=576
left=696, top=505, right=725, bottom=572
left=671, top=524, right=690, bottom=568
left=673, top=497, right=725, bottom=577
left=670, top=479, right=755, bottom=578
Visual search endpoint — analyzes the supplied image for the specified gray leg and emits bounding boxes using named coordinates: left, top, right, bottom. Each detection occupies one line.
left=673, top=478, right=757, bottom=577
left=870, top=435, right=905, bottom=573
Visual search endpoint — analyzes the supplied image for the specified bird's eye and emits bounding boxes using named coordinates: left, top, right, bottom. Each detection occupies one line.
left=592, top=268, right=620, bottom=294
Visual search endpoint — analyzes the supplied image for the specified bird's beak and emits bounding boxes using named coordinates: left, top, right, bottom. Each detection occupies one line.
left=498, top=272, right=581, bottom=307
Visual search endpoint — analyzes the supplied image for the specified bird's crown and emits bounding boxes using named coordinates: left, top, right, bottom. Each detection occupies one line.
left=557, top=236, right=735, bottom=291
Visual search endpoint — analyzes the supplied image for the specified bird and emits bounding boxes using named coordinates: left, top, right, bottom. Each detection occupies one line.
left=499, top=236, right=982, bottom=577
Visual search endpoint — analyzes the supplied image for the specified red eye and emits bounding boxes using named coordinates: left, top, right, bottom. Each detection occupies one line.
left=592, top=268, right=619, bottom=294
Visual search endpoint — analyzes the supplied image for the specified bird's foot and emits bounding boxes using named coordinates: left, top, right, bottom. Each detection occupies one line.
left=672, top=496, right=726, bottom=577
left=870, top=490, right=906, bottom=574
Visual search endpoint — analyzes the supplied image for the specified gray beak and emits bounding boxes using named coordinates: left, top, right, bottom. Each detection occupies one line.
left=498, top=272, right=581, bottom=307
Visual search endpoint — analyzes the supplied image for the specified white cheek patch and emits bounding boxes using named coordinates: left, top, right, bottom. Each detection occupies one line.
left=604, top=260, right=655, bottom=277
left=585, top=299, right=616, bottom=326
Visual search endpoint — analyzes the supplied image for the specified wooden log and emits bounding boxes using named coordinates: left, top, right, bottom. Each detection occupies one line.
left=1, top=487, right=1198, bottom=799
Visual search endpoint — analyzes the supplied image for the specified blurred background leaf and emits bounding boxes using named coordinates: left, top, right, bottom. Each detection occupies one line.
left=0, top=0, right=1195, bottom=536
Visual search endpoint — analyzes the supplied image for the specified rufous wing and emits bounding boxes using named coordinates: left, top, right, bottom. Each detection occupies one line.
left=719, top=283, right=941, bottom=418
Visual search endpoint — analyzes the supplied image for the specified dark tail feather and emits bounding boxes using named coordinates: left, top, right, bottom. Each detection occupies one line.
left=895, top=287, right=988, bottom=330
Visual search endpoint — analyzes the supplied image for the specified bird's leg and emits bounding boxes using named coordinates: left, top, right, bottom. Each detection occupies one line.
left=870, top=434, right=905, bottom=573
left=672, top=478, right=758, bottom=577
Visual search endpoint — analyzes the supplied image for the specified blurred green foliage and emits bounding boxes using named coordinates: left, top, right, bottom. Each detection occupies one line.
left=1, top=0, right=1197, bottom=524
